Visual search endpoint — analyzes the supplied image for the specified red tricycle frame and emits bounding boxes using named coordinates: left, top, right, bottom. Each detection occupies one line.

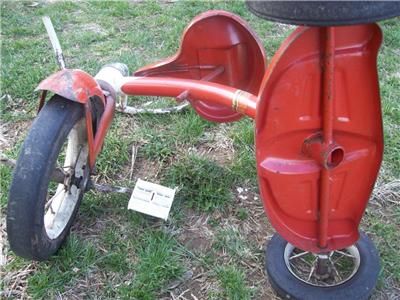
left=36, top=10, right=383, bottom=255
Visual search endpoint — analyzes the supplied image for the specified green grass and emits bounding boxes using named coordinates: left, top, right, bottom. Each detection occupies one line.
left=141, top=129, right=177, bottom=161
left=214, top=265, right=254, bottom=300
left=0, top=165, right=12, bottom=208
left=116, top=231, right=184, bottom=299
left=13, top=236, right=99, bottom=298
left=98, top=226, right=132, bottom=273
left=228, top=118, right=257, bottom=186
left=1, top=0, right=399, bottom=299
left=366, top=209, right=400, bottom=283
left=3, top=230, right=185, bottom=299
left=94, top=118, right=132, bottom=179
left=0, top=140, right=24, bottom=208
left=163, top=154, right=234, bottom=212
left=236, top=207, right=249, bottom=221
left=139, top=108, right=214, bottom=161
left=213, top=227, right=253, bottom=260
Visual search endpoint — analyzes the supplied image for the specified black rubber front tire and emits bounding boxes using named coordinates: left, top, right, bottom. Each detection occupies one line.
left=7, top=96, right=87, bottom=260
left=265, top=233, right=380, bottom=300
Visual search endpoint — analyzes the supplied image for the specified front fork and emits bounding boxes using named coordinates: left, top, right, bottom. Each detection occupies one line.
left=84, top=96, right=114, bottom=169
left=87, top=63, right=130, bottom=168
left=36, top=64, right=128, bottom=171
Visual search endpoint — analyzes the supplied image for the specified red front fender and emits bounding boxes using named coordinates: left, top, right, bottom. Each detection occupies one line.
left=36, top=69, right=113, bottom=169
left=35, top=69, right=105, bottom=104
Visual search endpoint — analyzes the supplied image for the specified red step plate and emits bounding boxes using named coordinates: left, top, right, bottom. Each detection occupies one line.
left=256, top=24, right=383, bottom=252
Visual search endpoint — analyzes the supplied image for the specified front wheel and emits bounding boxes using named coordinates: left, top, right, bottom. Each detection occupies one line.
left=7, top=96, right=89, bottom=260
left=265, top=232, right=380, bottom=300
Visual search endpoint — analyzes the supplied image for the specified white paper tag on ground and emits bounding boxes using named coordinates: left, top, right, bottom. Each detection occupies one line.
left=128, top=179, right=176, bottom=220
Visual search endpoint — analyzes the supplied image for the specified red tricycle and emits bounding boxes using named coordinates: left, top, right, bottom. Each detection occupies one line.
left=6, top=2, right=400, bottom=299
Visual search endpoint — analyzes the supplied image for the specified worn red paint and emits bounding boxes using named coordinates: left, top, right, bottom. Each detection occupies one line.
left=122, top=77, right=258, bottom=119
left=36, top=69, right=105, bottom=104
left=318, top=27, right=337, bottom=249
left=35, top=12, right=384, bottom=255
left=36, top=69, right=113, bottom=169
left=83, top=94, right=115, bottom=169
left=256, top=24, right=383, bottom=252
left=91, top=94, right=115, bottom=168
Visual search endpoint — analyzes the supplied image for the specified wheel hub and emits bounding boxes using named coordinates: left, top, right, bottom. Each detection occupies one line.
left=43, top=119, right=89, bottom=240
left=284, top=243, right=361, bottom=287
left=63, top=168, right=84, bottom=191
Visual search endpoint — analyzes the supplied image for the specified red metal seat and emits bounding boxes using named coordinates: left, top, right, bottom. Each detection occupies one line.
left=134, top=10, right=266, bottom=122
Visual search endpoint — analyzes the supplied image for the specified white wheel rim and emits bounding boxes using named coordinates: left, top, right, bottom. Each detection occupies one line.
left=283, top=243, right=361, bottom=287
left=44, top=119, right=88, bottom=239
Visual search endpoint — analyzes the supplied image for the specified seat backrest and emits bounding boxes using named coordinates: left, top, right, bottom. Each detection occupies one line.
left=134, top=10, right=266, bottom=122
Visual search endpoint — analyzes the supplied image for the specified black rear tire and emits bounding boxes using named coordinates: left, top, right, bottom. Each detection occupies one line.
left=265, top=232, right=380, bottom=300
left=7, top=96, right=89, bottom=260
left=246, top=1, right=400, bottom=26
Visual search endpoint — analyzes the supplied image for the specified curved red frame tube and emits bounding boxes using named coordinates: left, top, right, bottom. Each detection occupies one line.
left=85, top=94, right=115, bottom=169
left=121, top=77, right=258, bottom=119
left=33, top=12, right=383, bottom=256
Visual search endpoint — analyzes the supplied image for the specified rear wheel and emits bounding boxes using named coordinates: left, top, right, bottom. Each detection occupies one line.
left=265, top=232, right=380, bottom=300
left=246, top=1, right=400, bottom=26
left=7, top=96, right=89, bottom=260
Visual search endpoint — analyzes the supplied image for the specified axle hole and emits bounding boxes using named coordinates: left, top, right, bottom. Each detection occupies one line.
left=327, top=147, right=344, bottom=168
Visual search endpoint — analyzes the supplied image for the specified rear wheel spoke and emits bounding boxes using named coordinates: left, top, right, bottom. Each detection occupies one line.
left=335, top=250, right=355, bottom=258
left=284, top=244, right=361, bottom=287
left=306, top=258, right=318, bottom=282
left=289, top=251, right=309, bottom=260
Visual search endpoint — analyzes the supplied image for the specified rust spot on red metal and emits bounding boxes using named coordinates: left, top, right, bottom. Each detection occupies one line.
left=232, top=89, right=253, bottom=114
left=91, top=94, right=115, bottom=169
left=133, top=10, right=265, bottom=122
left=303, top=133, right=345, bottom=170
left=35, top=69, right=105, bottom=105
left=37, top=90, right=47, bottom=113
left=85, top=102, right=95, bottom=168
left=121, top=77, right=257, bottom=119
left=256, top=24, right=383, bottom=253
left=318, top=27, right=336, bottom=249
left=36, top=69, right=113, bottom=169
left=86, top=95, right=115, bottom=169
